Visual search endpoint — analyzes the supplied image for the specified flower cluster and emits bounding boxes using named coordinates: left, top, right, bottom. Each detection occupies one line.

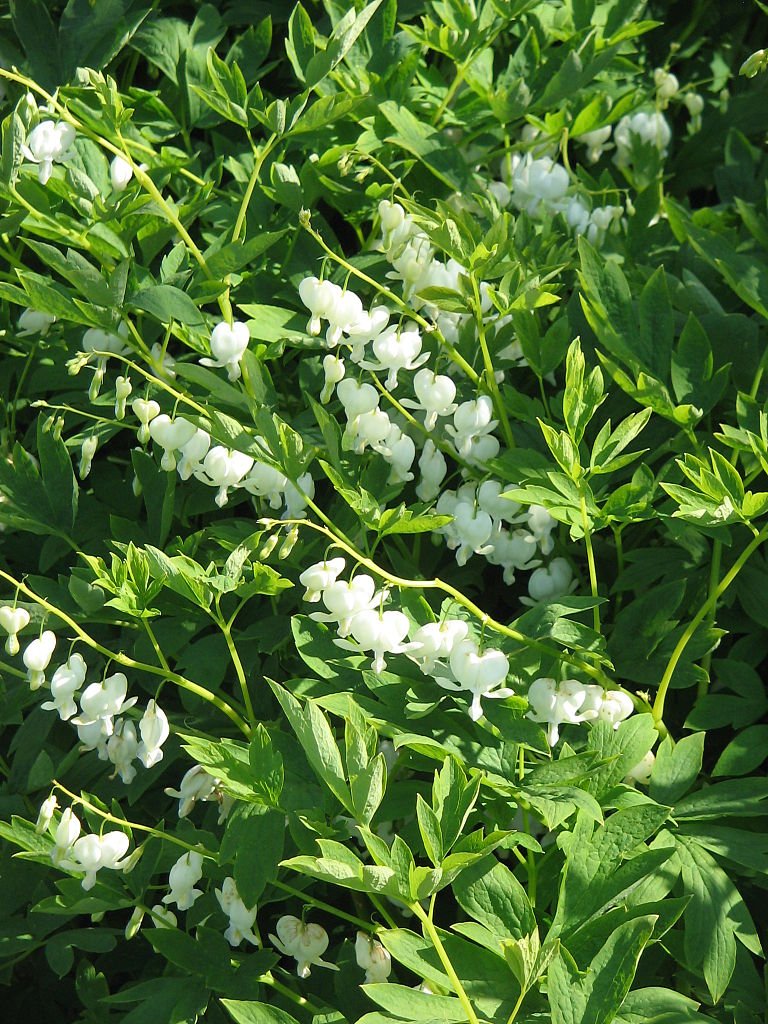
left=39, top=801, right=131, bottom=891
left=0, top=615, right=169, bottom=784
left=526, top=677, right=635, bottom=746
left=139, top=407, right=314, bottom=515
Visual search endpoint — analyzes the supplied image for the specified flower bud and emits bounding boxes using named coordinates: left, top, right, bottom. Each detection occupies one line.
left=115, top=376, right=132, bottom=419
left=79, top=435, right=98, bottom=480
left=110, top=155, right=134, bottom=191
left=23, top=630, right=57, bottom=689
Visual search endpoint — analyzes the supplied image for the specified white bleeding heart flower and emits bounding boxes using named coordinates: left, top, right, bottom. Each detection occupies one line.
left=298, top=276, right=340, bottom=336
left=362, top=323, right=428, bottom=390
left=320, top=353, right=345, bottom=403
left=411, top=368, right=458, bottom=429
left=200, top=321, right=250, bottom=381
left=526, top=677, right=590, bottom=746
left=22, top=120, right=76, bottom=184
left=446, top=396, right=498, bottom=458
left=64, top=831, right=131, bottom=890
left=299, top=557, right=346, bottom=602
left=241, top=460, right=288, bottom=508
left=524, top=557, right=576, bottom=603
left=137, top=699, right=170, bottom=768
left=444, top=639, right=513, bottom=720
left=23, top=630, right=57, bottom=689
left=176, top=428, right=211, bottom=481
left=310, top=574, right=380, bottom=636
left=110, top=154, right=134, bottom=191
left=82, top=323, right=130, bottom=356
left=409, top=619, right=469, bottom=674
left=270, top=916, right=339, bottom=978
left=345, top=305, right=390, bottom=363
left=341, top=608, right=412, bottom=673
left=215, top=877, right=259, bottom=947
left=41, top=653, right=87, bottom=720
left=196, top=446, right=254, bottom=507
left=164, top=765, right=220, bottom=818
left=35, top=793, right=58, bottom=834
left=0, top=605, right=30, bottom=656
left=416, top=440, right=448, bottom=502
left=163, top=851, right=204, bottom=911
left=132, top=398, right=161, bottom=444
left=51, top=807, right=81, bottom=865
left=107, top=718, right=140, bottom=784
left=149, top=415, right=197, bottom=471
left=526, top=505, right=557, bottom=555
left=625, top=749, right=655, bottom=786
left=337, top=379, right=379, bottom=420
left=17, top=308, right=56, bottom=336
left=355, top=932, right=392, bottom=983
left=76, top=671, right=137, bottom=725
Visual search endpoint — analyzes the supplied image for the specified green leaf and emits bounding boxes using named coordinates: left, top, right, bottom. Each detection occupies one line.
left=221, top=999, right=300, bottom=1024
left=379, top=101, right=469, bottom=190
left=712, top=724, right=768, bottom=777
left=268, top=680, right=351, bottom=812
left=220, top=804, right=284, bottom=907
left=548, top=917, right=657, bottom=1024
left=37, top=415, right=78, bottom=532
left=675, top=834, right=762, bottom=1002
left=285, top=3, right=315, bottom=84
left=362, top=983, right=467, bottom=1020
left=129, top=284, right=204, bottom=326
left=248, top=724, right=284, bottom=805
left=649, top=732, right=705, bottom=804
left=10, top=0, right=61, bottom=88
left=453, top=855, right=535, bottom=943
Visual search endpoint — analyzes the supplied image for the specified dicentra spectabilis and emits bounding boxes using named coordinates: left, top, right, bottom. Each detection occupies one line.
left=269, top=916, right=339, bottom=977
left=578, top=125, right=612, bottom=163
left=526, top=505, right=557, bottom=555
left=525, top=557, right=576, bottom=603
left=355, top=932, right=392, bottom=983
left=299, top=557, right=346, bottom=602
left=445, top=639, right=513, bottom=721
left=409, top=619, right=469, bottom=673
left=110, top=154, right=134, bottom=191
left=215, top=877, right=259, bottom=947
left=65, top=831, right=131, bottom=890
left=148, top=415, right=197, bottom=471
left=200, top=320, right=250, bottom=381
left=363, top=323, right=428, bottom=389
left=341, top=608, right=412, bottom=673
left=41, top=652, right=87, bottom=720
left=525, top=677, right=589, bottom=746
left=321, top=353, right=346, bottom=403
left=17, top=308, right=56, bottom=336
left=162, top=851, right=204, bottom=911
left=197, top=446, right=254, bottom=507
left=0, top=604, right=30, bottom=656
left=507, top=153, right=570, bottom=216
left=446, top=396, right=498, bottom=458
left=23, top=630, right=57, bottom=689
left=137, top=699, right=170, bottom=768
left=299, top=276, right=340, bottom=335
left=415, top=440, right=447, bottom=502
left=625, top=750, right=655, bottom=786
left=654, top=68, right=679, bottom=103
left=22, top=119, right=76, bottom=184
left=35, top=793, right=58, bottom=834
left=132, top=398, right=161, bottom=444
left=405, top=369, right=457, bottom=430
left=164, top=764, right=220, bottom=818
left=175, top=427, right=211, bottom=481
left=77, top=718, right=111, bottom=759
left=76, top=671, right=137, bottom=726
left=82, top=323, right=131, bottom=356
left=242, top=459, right=288, bottom=508
left=150, top=905, right=178, bottom=928
left=107, top=718, right=140, bottom=784
left=51, top=807, right=81, bottom=865
left=345, top=305, right=390, bottom=363
left=79, top=435, right=98, bottom=480
left=311, top=574, right=380, bottom=636
left=114, top=376, right=132, bottom=419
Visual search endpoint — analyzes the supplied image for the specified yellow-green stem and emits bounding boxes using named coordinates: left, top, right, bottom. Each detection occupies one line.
left=0, top=568, right=250, bottom=737
left=411, top=901, right=481, bottom=1024
left=471, top=274, right=515, bottom=451
left=219, top=618, right=256, bottom=728
left=653, top=523, right=768, bottom=725
left=580, top=492, right=601, bottom=634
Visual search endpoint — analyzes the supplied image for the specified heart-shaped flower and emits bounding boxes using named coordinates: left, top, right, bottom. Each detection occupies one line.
left=200, top=321, right=250, bottom=381
left=0, top=605, right=30, bottom=655
left=149, top=415, right=197, bottom=470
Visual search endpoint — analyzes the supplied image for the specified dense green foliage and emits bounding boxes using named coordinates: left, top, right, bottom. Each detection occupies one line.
left=0, top=2, right=767, bottom=1023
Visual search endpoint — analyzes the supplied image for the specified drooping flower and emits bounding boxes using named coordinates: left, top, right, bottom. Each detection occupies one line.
left=17, top=308, right=56, bottom=337
left=51, top=807, right=81, bottom=865
left=445, top=639, right=514, bottom=721
left=299, top=557, right=346, bottom=603
left=200, top=321, right=250, bottom=381
left=64, top=831, right=131, bottom=890
left=107, top=718, right=140, bottom=784
left=110, top=154, right=134, bottom=191
left=525, top=677, right=590, bottom=746
left=0, top=605, right=30, bottom=656
left=355, top=932, right=392, bottom=983
left=269, top=916, right=339, bottom=978
left=215, top=877, right=259, bottom=947
left=137, top=699, right=170, bottom=768
left=164, top=765, right=220, bottom=818
left=162, top=851, right=204, bottom=911
left=23, top=630, right=57, bottom=690
left=41, top=653, right=87, bottom=720
left=22, top=120, right=76, bottom=184
left=340, top=608, right=412, bottom=673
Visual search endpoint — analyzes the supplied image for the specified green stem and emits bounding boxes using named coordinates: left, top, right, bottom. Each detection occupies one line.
left=471, top=274, right=515, bottom=450
left=274, top=880, right=376, bottom=931
left=218, top=616, right=256, bottom=728
left=580, top=492, right=601, bottom=633
left=0, top=569, right=250, bottom=737
left=653, top=523, right=768, bottom=725
left=410, top=901, right=481, bottom=1024
left=53, top=781, right=217, bottom=858
left=265, top=516, right=613, bottom=686
left=432, top=61, right=468, bottom=125
left=260, top=975, right=322, bottom=1014
left=505, top=987, right=527, bottom=1024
